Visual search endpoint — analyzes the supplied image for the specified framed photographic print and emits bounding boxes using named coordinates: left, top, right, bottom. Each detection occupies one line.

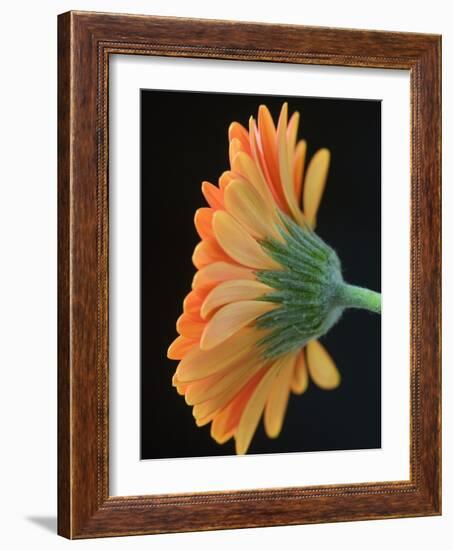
left=58, top=11, right=441, bottom=538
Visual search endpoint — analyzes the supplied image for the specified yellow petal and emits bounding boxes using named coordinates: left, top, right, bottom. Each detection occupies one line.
left=264, top=353, right=296, bottom=438
left=195, top=414, right=214, bottom=427
left=172, top=373, right=190, bottom=396
left=224, top=179, right=281, bottom=240
left=200, top=300, right=277, bottom=350
left=235, top=366, right=277, bottom=454
left=200, top=279, right=273, bottom=319
left=293, top=140, right=307, bottom=203
left=184, top=369, right=227, bottom=406
left=192, top=261, right=255, bottom=290
left=185, top=354, right=261, bottom=405
left=277, top=103, right=305, bottom=224
left=287, top=111, right=300, bottom=154
left=306, top=340, right=340, bottom=389
left=176, top=328, right=259, bottom=382
left=291, top=349, right=309, bottom=394
left=213, top=210, right=280, bottom=270
left=218, top=170, right=235, bottom=190
left=303, top=149, right=330, bottom=228
left=231, top=151, right=275, bottom=210
left=228, top=121, right=251, bottom=155
left=229, top=137, right=244, bottom=166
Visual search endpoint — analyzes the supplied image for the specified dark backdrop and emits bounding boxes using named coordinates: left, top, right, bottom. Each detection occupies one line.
left=140, top=89, right=381, bottom=459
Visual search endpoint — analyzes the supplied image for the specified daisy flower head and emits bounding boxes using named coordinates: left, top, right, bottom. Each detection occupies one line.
left=167, top=103, right=381, bottom=455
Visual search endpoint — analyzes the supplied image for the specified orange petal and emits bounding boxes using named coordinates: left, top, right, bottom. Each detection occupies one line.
left=192, top=261, right=255, bottom=291
left=192, top=238, right=232, bottom=269
left=200, top=279, right=273, bottom=319
left=306, top=340, right=340, bottom=389
left=228, top=121, right=251, bottom=155
left=303, top=149, right=330, bottom=228
left=183, top=288, right=207, bottom=316
left=200, top=300, right=277, bottom=350
left=192, top=359, right=266, bottom=422
left=194, top=208, right=214, bottom=239
left=249, top=117, right=286, bottom=211
left=291, top=348, right=309, bottom=394
left=210, top=366, right=269, bottom=444
left=176, top=313, right=206, bottom=339
left=172, top=373, right=190, bottom=396
left=235, top=365, right=277, bottom=454
left=167, top=335, right=198, bottom=359
left=213, top=211, right=280, bottom=270
left=201, top=181, right=224, bottom=210
left=187, top=354, right=266, bottom=408
left=264, top=353, right=297, bottom=438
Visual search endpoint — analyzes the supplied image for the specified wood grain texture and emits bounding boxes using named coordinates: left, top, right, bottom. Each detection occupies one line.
left=57, top=11, right=71, bottom=538
left=57, top=10, right=441, bottom=539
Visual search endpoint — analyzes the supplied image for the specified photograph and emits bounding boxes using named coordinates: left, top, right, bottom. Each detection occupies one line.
left=140, top=90, right=382, bottom=459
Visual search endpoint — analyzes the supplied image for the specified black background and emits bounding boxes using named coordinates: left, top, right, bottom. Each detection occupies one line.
left=140, top=90, right=381, bottom=459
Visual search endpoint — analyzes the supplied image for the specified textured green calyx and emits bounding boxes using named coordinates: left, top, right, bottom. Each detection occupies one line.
left=255, top=213, right=346, bottom=358
left=255, top=213, right=381, bottom=359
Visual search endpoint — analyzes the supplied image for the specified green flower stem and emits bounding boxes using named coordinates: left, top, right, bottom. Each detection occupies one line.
left=336, top=283, right=381, bottom=314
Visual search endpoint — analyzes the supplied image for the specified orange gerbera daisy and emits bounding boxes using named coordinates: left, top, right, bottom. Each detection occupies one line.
left=167, top=103, right=381, bottom=455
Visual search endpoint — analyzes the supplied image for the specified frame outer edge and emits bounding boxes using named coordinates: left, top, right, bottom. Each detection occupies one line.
left=60, top=10, right=106, bottom=538
left=408, top=37, right=442, bottom=515
left=57, top=10, right=442, bottom=538
left=57, top=11, right=72, bottom=539
left=429, top=36, right=441, bottom=515
left=435, top=35, right=442, bottom=515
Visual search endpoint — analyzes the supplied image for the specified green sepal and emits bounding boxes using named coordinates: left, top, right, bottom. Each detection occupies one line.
left=254, top=212, right=381, bottom=359
left=255, top=213, right=344, bottom=358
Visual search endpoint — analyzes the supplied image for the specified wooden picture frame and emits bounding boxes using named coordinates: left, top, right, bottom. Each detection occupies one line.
left=58, top=10, right=441, bottom=539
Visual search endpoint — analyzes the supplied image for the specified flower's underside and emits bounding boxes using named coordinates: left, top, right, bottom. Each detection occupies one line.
left=168, top=103, right=342, bottom=455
